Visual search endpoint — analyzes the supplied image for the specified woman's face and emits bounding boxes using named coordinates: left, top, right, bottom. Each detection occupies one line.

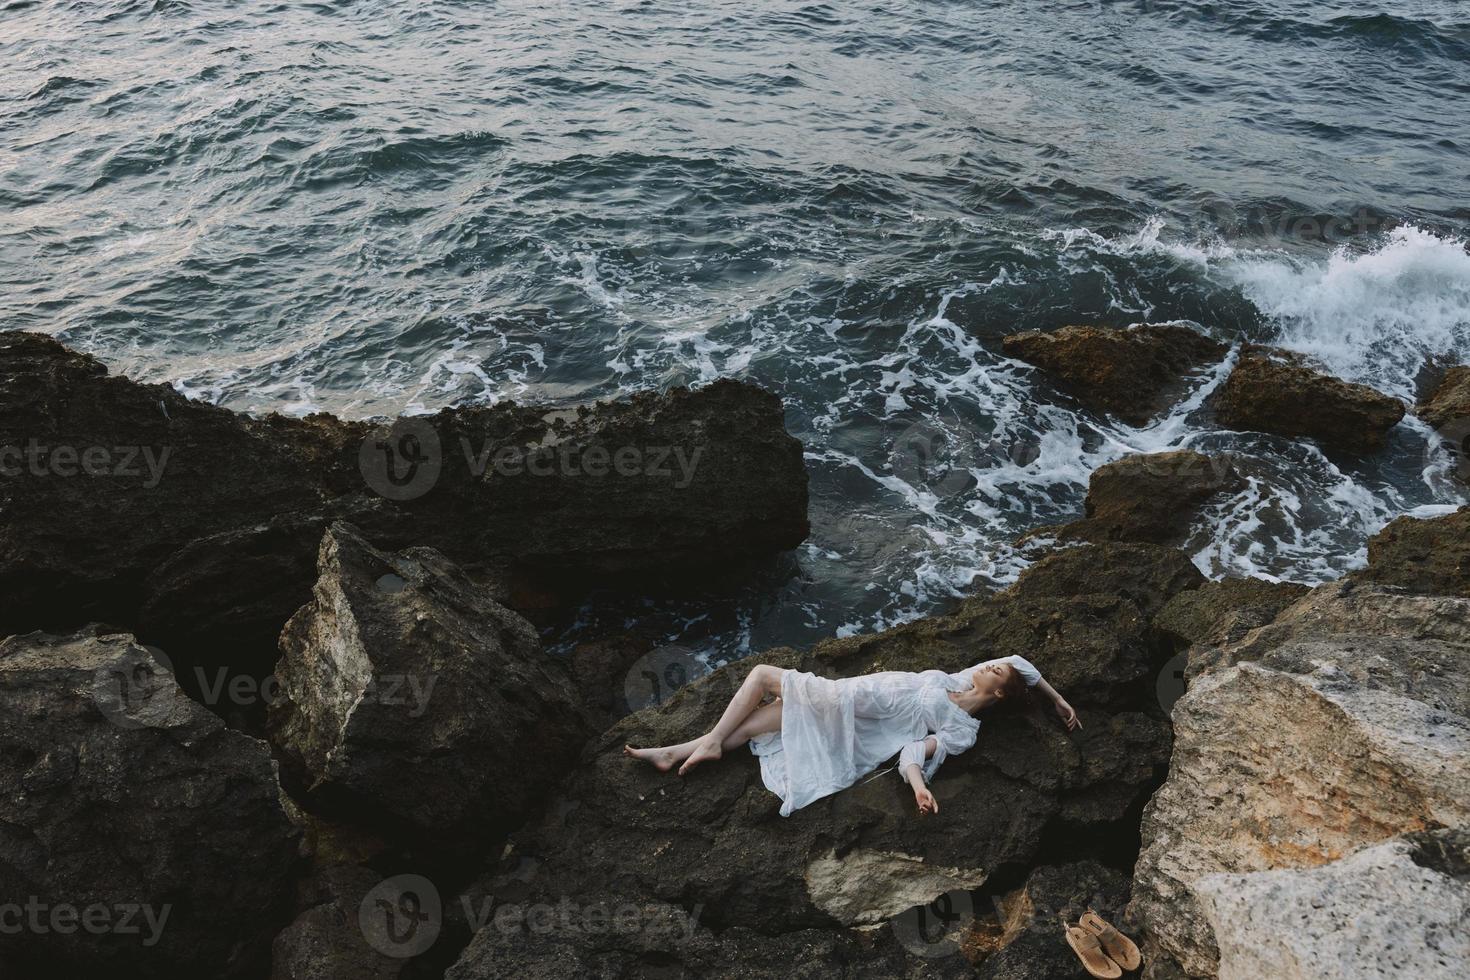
left=970, top=663, right=1015, bottom=707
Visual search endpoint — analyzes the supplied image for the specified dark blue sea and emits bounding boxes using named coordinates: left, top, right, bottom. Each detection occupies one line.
left=3, top=0, right=1469, bottom=661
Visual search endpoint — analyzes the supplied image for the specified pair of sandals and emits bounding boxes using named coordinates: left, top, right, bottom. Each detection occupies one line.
left=1064, top=910, right=1142, bottom=978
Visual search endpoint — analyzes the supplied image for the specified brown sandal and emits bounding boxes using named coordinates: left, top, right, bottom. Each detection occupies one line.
left=1065, top=925, right=1122, bottom=979
left=1080, top=909, right=1142, bottom=971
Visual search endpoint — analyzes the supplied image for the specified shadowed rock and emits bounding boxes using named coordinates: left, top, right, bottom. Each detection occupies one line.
left=266, top=523, right=587, bottom=850
left=1002, top=323, right=1228, bottom=426
left=444, top=891, right=976, bottom=980
left=1214, top=346, right=1405, bottom=452
left=0, top=627, right=299, bottom=978
left=1003, top=541, right=1205, bottom=618
left=972, top=861, right=1132, bottom=980
left=0, top=330, right=809, bottom=656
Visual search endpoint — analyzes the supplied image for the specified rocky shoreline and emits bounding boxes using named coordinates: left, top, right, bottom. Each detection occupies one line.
left=1, top=327, right=1467, bottom=978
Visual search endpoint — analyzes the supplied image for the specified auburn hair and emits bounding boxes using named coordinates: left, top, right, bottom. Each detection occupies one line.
left=995, top=665, right=1031, bottom=713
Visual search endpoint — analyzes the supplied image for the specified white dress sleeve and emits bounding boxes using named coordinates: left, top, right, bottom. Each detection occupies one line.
left=999, top=654, right=1043, bottom=688
left=897, top=716, right=980, bottom=785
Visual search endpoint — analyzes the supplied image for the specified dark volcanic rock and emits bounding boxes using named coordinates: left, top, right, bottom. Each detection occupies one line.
left=1030, top=451, right=1241, bottom=547
left=267, top=523, right=587, bottom=849
left=1002, top=323, right=1228, bottom=425
left=479, top=560, right=1177, bottom=943
left=270, top=864, right=406, bottom=980
left=444, top=893, right=974, bottom=980
left=1215, top=345, right=1405, bottom=452
left=973, top=861, right=1132, bottom=980
left=1350, top=506, right=1470, bottom=597
left=0, top=330, right=809, bottom=651
left=0, top=627, right=298, bottom=978
left=1154, top=576, right=1309, bottom=648
left=1415, top=364, right=1470, bottom=432
left=1004, top=542, right=1205, bottom=618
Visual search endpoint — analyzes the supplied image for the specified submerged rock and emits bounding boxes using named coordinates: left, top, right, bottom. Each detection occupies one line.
left=1214, top=345, right=1405, bottom=452
left=267, top=523, right=587, bottom=850
left=1002, top=323, right=1228, bottom=426
left=1128, top=584, right=1470, bottom=978
left=1350, top=505, right=1470, bottom=597
left=1028, top=451, right=1241, bottom=548
left=0, top=330, right=809, bottom=655
left=0, top=627, right=299, bottom=978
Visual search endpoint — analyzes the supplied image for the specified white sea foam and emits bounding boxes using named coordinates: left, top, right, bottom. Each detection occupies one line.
left=1221, top=226, right=1470, bottom=399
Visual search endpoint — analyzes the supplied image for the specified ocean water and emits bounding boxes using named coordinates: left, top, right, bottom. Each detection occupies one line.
left=3, top=0, right=1469, bottom=662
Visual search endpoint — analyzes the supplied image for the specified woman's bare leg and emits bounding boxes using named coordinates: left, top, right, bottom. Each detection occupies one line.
left=622, top=701, right=783, bottom=772
left=723, top=699, right=782, bottom=749
left=624, top=665, right=785, bottom=774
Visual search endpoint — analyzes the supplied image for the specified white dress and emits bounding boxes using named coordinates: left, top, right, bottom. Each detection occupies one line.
left=748, top=655, right=1043, bottom=816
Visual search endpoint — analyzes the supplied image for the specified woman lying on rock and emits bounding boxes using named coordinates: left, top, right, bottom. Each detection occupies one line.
left=625, top=656, right=1080, bottom=816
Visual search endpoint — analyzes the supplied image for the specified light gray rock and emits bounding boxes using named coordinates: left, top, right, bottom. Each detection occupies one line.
left=1195, top=828, right=1470, bottom=980
left=1130, top=584, right=1470, bottom=978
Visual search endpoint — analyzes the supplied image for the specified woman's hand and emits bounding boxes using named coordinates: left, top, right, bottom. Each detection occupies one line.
left=1054, top=697, right=1081, bottom=731
left=914, top=785, right=939, bottom=816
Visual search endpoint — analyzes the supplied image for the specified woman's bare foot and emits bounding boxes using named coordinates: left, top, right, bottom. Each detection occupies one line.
left=677, top=735, right=723, bottom=776
left=624, top=744, right=679, bottom=772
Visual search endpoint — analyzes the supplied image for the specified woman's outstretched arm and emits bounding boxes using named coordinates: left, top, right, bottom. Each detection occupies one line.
left=901, top=736, right=940, bottom=815
left=1034, top=677, right=1081, bottom=731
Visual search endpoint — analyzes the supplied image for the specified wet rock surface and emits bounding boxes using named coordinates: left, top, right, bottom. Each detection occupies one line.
left=1001, top=324, right=1228, bottom=425
left=1415, top=364, right=1470, bottom=432
left=1214, top=345, right=1405, bottom=452
left=267, top=523, right=587, bottom=850
left=0, top=627, right=299, bottom=978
